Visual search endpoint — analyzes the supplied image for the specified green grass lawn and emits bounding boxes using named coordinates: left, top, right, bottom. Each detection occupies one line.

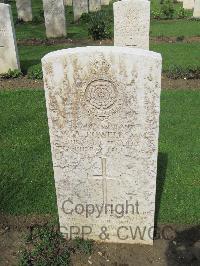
left=9, top=0, right=200, bottom=75
left=19, top=44, right=71, bottom=73
left=151, top=42, right=200, bottom=71
left=18, top=42, right=200, bottom=74
left=151, top=20, right=200, bottom=37
left=0, top=90, right=199, bottom=224
left=10, top=0, right=200, bottom=40
left=15, top=18, right=200, bottom=40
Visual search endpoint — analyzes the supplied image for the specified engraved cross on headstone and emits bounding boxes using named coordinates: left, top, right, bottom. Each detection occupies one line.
left=89, top=158, right=115, bottom=205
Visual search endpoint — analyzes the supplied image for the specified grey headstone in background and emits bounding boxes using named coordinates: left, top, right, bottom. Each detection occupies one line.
left=193, top=0, right=200, bottom=17
left=0, top=3, right=20, bottom=73
left=101, top=0, right=110, bottom=5
left=114, top=0, right=150, bottom=50
left=43, top=0, right=66, bottom=38
left=89, top=0, right=101, bottom=12
left=64, top=0, right=72, bottom=6
left=16, top=0, right=32, bottom=22
left=73, top=0, right=88, bottom=21
left=183, top=0, right=194, bottom=9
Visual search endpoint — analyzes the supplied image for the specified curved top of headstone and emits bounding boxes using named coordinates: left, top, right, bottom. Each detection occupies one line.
left=42, top=46, right=161, bottom=62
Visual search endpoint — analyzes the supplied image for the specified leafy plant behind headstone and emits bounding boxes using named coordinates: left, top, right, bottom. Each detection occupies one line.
left=88, top=11, right=112, bottom=40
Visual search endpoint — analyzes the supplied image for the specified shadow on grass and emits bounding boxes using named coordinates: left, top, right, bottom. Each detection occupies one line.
left=20, top=60, right=41, bottom=74
left=166, top=225, right=200, bottom=265
left=155, top=152, right=168, bottom=226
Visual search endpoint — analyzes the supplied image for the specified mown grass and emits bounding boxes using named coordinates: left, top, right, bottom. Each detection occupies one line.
left=10, top=0, right=200, bottom=76
left=0, top=90, right=57, bottom=215
left=151, top=42, right=200, bottom=71
left=151, top=20, right=200, bottom=37
left=17, top=42, right=200, bottom=74
left=10, top=0, right=200, bottom=40
left=18, top=44, right=71, bottom=73
left=0, top=90, right=199, bottom=224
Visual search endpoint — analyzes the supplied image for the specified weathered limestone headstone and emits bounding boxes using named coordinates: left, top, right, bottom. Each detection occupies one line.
left=193, top=0, right=200, bottom=17
left=101, top=0, right=110, bottom=5
left=42, top=46, right=162, bottom=245
left=43, top=0, right=66, bottom=38
left=16, top=0, right=32, bottom=22
left=0, top=4, right=20, bottom=73
left=89, top=0, right=101, bottom=12
left=73, top=0, right=88, bottom=21
left=114, top=0, right=150, bottom=50
left=183, top=0, right=195, bottom=9
left=64, top=0, right=72, bottom=6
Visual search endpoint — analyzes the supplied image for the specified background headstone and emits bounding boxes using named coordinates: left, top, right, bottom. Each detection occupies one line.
left=193, top=0, right=200, bottom=17
left=0, top=3, right=20, bottom=73
left=16, top=0, right=32, bottom=22
left=101, top=0, right=110, bottom=5
left=43, top=0, right=66, bottom=38
left=42, top=46, right=162, bottom=245
left=89, top=0, right=101, bottom=12
left=114, top=0, right=150, bottom=50
left=64, top=0, right=72, bottom=6
left=73, top=0, right=88, bottom=21
left=183, top=0, right=195, bottom=9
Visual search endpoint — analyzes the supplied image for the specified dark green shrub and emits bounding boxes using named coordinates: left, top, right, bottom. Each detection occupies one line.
left=176, top=35, right=185, bottom=41
left=19, top=225, right=70, bottom=266
left=177, top=7, right=187, bottom=18
left=0, top=69, right=22, bottom=79
left=161, top=0, right=175, bottom=19
left=27, top=63, right=43, bottom=80
left=151, top=10, right=162, bottom=19
left=32, top=10, right=44, bottom=24
left=73, top=237, right=93, bottom=255
left=15, top=18, right=25, bottom=25
left=166, top=65, right=200, bottom=79
left=88, top=11, right=112, bottom=40
left=80, top=12, right=91, bottom=23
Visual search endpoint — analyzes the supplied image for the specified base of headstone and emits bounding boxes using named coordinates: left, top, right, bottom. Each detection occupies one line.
left=183, top=0, right=195, bottom=9
left=16, top=0, right=32, bottom=22
left=73, top=0, right=88, bottom=22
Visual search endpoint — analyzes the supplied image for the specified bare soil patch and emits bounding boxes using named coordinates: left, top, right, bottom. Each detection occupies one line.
left=151, top=36, right=200, bottom=44
left=0, top=77, right=43, bottom=90
left=16, top=36, right=200, bottom=47
left=17, top=38, right=113, bottom=46
left=0, top=215, right=200, bottom=266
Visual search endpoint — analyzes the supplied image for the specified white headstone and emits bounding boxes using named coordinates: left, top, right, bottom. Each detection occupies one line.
left=73, top=0, right=88, bottom=21
left=0, top=4, right=20, bottom=74
left=43, top=0, right=66, bottom=38
left=16, top=0, right=32, bottom=22
left=101, top=0, right=110, bottom=5
left=64, top=0, right=72, bottom=6
left=183, top=0, right=195, bottom=9
left=193, top=0, right=200, bottom=17
left=114, top=0, right=150, bottom=50
left=89, top=0, right=101, bottom=12
left=42, top=46, right=162, bottom=245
